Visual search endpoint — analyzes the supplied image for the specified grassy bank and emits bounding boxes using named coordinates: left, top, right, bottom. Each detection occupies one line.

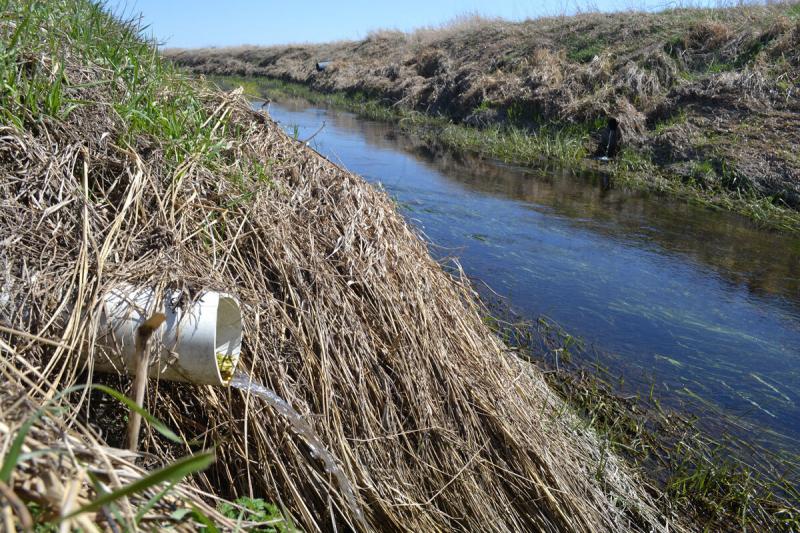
left=168, top=3, right=800, bottom=231
left=216, top=75, right=800, bottom=232
left=0, top=1, right=695, bottom=531
left=219, top=76, right=591, bottom=161
left=224, top=74, right=800, bottom=530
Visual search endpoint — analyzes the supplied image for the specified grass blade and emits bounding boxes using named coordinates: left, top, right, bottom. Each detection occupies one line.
left=0, top=383, right=182, bottom=484
left=63, top=450, right=215, bottom=519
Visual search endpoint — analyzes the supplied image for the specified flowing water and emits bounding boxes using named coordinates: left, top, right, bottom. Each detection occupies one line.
left=230, top=372, right=365, bottom=525
left=260, top=99, right=800, bottom=459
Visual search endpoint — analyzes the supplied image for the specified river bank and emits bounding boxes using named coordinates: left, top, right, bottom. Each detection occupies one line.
left=263, top=96, right=800, bottom=530
left=167, top=4, right=800, bottom=231
left=226, top=75, right=800, bottom=232
left=0, top=1, right=690, bottom=531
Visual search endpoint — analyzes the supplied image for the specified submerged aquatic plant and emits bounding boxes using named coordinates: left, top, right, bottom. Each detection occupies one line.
left=484, top=309, right=800, bottom=532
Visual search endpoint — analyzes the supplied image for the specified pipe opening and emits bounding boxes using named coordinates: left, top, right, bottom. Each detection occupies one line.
left=215, top=295, right=242, bottom=385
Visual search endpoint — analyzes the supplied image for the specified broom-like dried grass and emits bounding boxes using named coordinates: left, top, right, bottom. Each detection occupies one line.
left=0, top=356, right=236, bottom=531
left=0, top=1, right=681, bottom=530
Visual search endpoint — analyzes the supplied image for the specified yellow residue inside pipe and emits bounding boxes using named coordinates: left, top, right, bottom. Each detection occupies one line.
left=216, top=352, right=236, bottom=384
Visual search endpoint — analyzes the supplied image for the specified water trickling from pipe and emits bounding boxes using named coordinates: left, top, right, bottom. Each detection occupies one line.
left=230, top=372, right=365, bottom=527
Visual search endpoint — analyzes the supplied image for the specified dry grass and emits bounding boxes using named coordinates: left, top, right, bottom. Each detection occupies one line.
left=0, top=73, right=672, bottom=533
left=0, top=359, right=234, bottom=531
left=0, top=0, right=683, bottom=530
left=166, top=2, right=800, bottom=209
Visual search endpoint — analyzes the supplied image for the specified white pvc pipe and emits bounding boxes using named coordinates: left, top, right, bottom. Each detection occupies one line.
left=92, top=286, right=242, bottom=386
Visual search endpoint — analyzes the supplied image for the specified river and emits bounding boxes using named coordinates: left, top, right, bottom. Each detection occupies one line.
left=261, top=98, right=800, bottom=459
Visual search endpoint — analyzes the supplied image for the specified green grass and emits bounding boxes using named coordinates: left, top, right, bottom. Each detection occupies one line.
left=705, top=60, right=733, bottom=73
left=2, top=384, right=216, bottom=530
left=563, top=33, right=606, bottom=63
left=425, top=120, right=589, bottom=162
left=218, top=497, right=299, bottom=532
left=614, top=157, right=800, bottom=232
left=37, top=2, right=268, bottom=231
left=0, top=1, right=279, bottom=529
left=215, top=76, right=592, bottom=164
left=0, top=0, right=252, bottom=179
left=654, top=109, right=688, bottom=134
left=691, top=159, right=715, bottom=182
left=220, top=76, right=402, bottom=123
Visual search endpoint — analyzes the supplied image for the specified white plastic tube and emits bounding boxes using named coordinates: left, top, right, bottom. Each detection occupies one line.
left=92, top=286, right=242, bottom=386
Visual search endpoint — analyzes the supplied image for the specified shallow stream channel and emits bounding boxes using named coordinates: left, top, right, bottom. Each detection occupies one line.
left=260, top=98, right=800, bottom=464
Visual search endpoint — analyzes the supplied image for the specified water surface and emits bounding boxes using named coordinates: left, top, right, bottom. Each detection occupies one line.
left=263, top=99, right=800, bottom=456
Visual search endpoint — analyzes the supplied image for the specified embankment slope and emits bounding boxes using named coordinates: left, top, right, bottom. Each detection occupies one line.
left=167, top=4, right=800, bottom=212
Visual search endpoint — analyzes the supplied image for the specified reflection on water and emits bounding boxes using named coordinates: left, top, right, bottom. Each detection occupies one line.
left=263, top=99, right=800, bottom=456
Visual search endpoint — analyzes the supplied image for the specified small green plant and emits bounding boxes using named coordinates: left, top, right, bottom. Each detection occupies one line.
left=664, top=34, right=685, bottom=57
left=474, top=99, right=492, bottom=113
left=218, top=497, right=299, bottom=532
left=24, top=503, right=58, bottom=533
left=654, top=109, right=688, bottom=134
left=706, top=60, right=732, bottom=73
left=616, top=148, right=654, bottom=173
left=506, top=102, right=531, bottom=125
left=691, top=159, right=715, bottom=183
left=718, top=160, right=752, bottom=192
left=564, top=34, right=605, bottom=63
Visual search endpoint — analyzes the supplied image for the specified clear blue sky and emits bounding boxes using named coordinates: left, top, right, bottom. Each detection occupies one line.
left=107, top=0, right=712, bottom=49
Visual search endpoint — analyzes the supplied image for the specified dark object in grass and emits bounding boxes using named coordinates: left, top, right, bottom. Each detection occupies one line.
left=595, top=117, right=621, bottom=160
